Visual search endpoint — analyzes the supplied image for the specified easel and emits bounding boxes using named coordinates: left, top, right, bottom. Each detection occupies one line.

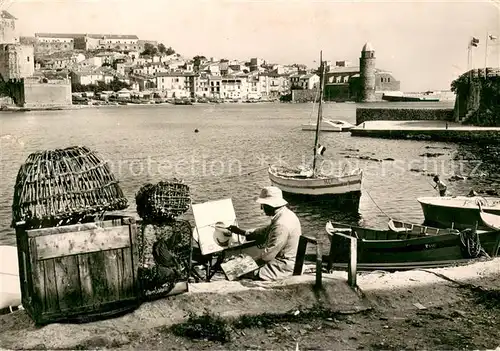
left=191, top=198, right=258, bottom=282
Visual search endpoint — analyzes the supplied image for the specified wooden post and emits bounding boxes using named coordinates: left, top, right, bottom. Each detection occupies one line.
left=326, top=233, right=336, bottom=272
left=293, top=235, right=309, bottom=276
left=315, top=244, right=322, bottom=289
left=347, top=237, right=357, bottom=288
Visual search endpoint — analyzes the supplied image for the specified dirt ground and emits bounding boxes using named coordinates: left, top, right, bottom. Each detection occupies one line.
left=117, top=294, right=499, bottom=351
left=118, top=266, right=500, bottom=351
left=1, top=259, right=499, bottom=350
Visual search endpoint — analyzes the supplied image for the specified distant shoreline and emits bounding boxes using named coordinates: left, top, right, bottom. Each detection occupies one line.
left=0, top=99, right=456, bottom=113
left=0, top=100, right=282, bottom=112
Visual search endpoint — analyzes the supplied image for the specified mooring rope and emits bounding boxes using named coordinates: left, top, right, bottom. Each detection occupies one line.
left=361, top=185, right=391, bottom=219
left=459, top=228, right=489, bottom=259
left=206, top=165, right=269, bottom=186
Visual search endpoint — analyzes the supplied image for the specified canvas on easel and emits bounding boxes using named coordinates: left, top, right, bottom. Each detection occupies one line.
left=192, top=198, right=246, bottom=255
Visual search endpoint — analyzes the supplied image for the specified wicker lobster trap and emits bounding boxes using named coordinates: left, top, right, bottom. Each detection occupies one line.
left=12, top=145, right=128, bottom=230
left=135, top=180, right=192, bottom=299
left=135, top=180, right=190, bottom=224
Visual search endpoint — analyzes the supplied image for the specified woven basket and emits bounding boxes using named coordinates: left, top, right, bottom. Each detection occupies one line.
left=135, top=180, right=191, bottom=224
left=11, top=145, right=128, bottom=229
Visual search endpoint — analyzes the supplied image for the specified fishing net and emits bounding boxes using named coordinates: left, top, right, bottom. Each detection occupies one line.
left=11, top=145, right=128, bottom=230
left=135, top=181, right=192, bottom=299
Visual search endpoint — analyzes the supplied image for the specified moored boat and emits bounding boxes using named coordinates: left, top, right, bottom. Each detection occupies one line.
left=268, top=165, right=362, bottom=196
left=322, top=221, right=500, bottom=271
left=173, top=98, right=193, bottom=105
left=388, top=218, right=458, bottom=236
left=418, top=196, right=500, bottom=230
left=382, top=91, right=440, bottom=102
left=301, top=119, right=355, bottom=132
left=479, top=205, right=500, bottom=231
left=268, top=51, right=362, bottom=209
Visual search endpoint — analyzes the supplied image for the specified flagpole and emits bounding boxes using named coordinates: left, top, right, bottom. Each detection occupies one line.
left=467, top=41, right=471, bottom=71
left=468, top=38, right=472, bottom=82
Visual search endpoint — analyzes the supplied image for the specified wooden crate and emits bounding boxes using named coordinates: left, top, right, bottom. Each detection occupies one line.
left=15, top=215, right=140, bottom=325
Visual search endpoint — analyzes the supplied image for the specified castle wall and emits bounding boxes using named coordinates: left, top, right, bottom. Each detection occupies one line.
left=323, top=84, right=352, bottom=102
left=356, top=107, right=454, bottom=125
left=23, top=78, right=72, bottom=108
left=291, top=88, right=319, bottom=102
left=8, top=77, right=72, bottom=108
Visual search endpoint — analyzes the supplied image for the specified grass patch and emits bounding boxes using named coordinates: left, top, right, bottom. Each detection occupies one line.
left=234, top=304, right=358, bottom=329
left=171, top=310, right=232, bottom=343
left=169, top=304, right=373, bottom=343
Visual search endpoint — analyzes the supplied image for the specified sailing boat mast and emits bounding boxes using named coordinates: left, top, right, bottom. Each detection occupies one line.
left=312, top=50, right=325, bottom=175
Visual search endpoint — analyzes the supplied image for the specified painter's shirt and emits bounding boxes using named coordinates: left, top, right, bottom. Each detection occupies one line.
left=246, top=206, right=301, bottom=281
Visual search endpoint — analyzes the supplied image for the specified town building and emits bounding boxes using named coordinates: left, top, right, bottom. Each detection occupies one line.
left=36, top=51, right=86, bottom=70
left=262, top=71, right=290, bottom=98
left=34, top=33, right=141, bottom=52
left=33, top=33, right=75, bottom=55
left=154, top=72, right=197, bottom=98
left=290, top=73, right=320, bottom=90
left=221, top=75, right=248, bottom=100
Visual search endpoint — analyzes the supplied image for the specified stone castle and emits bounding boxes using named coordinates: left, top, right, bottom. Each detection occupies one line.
left=0, top=10, right=71, bottom=108
left=323, top=42, right=400, bottom=102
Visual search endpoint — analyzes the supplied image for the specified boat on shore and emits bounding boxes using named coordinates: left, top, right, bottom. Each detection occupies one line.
left=418, top=196, right=500, bottom=230
left=301, top=119, right=355, bottom=132
left=173, top=98, right=193, bottom=105
left=268, top=51, right=362, bottom=208
left=388, top=218, right=458, bottom=236
left=321, top=221, right=500, bottom=271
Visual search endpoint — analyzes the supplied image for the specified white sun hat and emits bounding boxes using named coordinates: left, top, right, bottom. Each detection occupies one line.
left=255, top=186, right=288, bottom=208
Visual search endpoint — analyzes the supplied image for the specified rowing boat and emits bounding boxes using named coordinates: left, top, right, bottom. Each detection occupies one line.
left=321, top=221, right=500, bottom=271
left=388, top=218, right=458, bottom=236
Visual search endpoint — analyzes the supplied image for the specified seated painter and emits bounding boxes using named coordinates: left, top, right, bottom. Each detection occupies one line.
left=227, top=186, right=301, bottom=281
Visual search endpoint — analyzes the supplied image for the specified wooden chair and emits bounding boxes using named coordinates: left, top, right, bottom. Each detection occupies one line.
left=293, top=228, right=358, bottom=288
left=293, top=235, right=323, bottom=288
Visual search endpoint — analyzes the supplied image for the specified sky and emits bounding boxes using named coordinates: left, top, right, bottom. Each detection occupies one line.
left=2, top=0, right=499, bottom=92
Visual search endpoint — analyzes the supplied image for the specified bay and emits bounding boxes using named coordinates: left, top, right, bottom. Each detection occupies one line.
left=1, top=101, right=497, bottom=247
